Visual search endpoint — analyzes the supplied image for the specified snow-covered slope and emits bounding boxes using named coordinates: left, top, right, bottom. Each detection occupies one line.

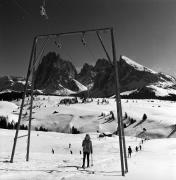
left=3, top=96, right=175, bottom=138
left=147, top=84, right=176, bottom=97
left=52, top=84, right=76, bottom=95
left=0, top=76, right=31, bottom=93
left=121, top=56, right=157, bottom=74
left=1, top=96, right=176, bottom=179
left=0, top=101, right=18, bottom=122
left=72, top=79, right=87, bottom=92
left=0, top=129, right=176, bottom=180
left=119, top=56, right=176, bottom=100
left=120, top=89, right=138, bottom=96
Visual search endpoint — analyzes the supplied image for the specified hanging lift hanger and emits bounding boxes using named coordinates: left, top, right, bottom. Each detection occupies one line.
left=40, top=0, right=48, bottom=19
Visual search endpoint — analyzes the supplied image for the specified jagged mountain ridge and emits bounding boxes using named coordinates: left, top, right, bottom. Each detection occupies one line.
left=77, top=55, right=176, bottom=99
left=118, top=56, right=176, bottom=99
left=0, top=76, right=30, bottom=93
left=34, top=52, right=87, bottom=95
left=0, top=52, right=176, bottom=100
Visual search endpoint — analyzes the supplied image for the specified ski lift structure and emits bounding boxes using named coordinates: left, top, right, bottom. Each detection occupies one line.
left=81, top=32, right=87, bottom=46
left=10, top=27, right=128, bottom=176
left=81, top=32, right=97, bottom=63
left=53, top=37, right=74, bottom=63
left=40, top=0, right=48, bottom=19
left=54, top=40, right=62, bottom=49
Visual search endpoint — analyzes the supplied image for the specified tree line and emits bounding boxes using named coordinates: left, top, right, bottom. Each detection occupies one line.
left=0, top=116, right=48, bottom=132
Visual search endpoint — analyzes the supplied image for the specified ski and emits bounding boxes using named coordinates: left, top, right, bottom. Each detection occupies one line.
left=76, top=167, right=95, bottom=174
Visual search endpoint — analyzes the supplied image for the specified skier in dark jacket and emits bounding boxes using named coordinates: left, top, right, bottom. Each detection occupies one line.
left=82, top=134, right=93, bottom=168
left=128, top=146, right=132, bottom=158
left=135, top=146, right=138, bottom=152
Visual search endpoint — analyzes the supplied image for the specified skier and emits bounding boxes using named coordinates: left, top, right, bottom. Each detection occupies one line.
left=110, top=111, right=115, bottom=120
left=135, top=146, right=138, bottom=152
left=128, top=146, right=132, bottom=158
left=139, top=145, right=142, bottom=150
left=82, top=134, right=93, bottom=168
left=52, top=148, right=54, bottom=154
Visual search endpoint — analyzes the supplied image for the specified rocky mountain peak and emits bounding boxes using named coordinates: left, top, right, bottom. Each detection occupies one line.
left=34, top=52, right=78, bottom=93
left=94, top=58, right=111, bottom=71
left=1, top=52, right=176, bottom=100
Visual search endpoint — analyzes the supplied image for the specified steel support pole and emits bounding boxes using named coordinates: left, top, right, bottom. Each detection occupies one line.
left=33, top=37, right=49, bottom=68
left=96, top=31, right=112, bottom=64
left=10, top=37, right=36, bottom=163
left=37, top=27, right=112, bottom=39
left=119, top=57, right=128, bottom=173
left=110, top=28, right=125, bottom=176
left=121, top=112, right=128, bottom=173
left=26, top=39, right=37, bottom=161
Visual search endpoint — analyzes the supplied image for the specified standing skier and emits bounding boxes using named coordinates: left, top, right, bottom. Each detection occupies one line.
left=128, top=146, right=132, bottom=158
left=51, top=148, right=54, bottom=154
left=135, top=146, right=138, bottom=152
left=82, top=134, right=93, bottom=168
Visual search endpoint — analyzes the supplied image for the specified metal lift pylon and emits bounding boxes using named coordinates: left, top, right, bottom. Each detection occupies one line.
left=10, top=27, right=127, bottom=176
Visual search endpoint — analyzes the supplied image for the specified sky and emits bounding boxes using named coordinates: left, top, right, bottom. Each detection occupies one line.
left=1, top=0, right=176, bottom=77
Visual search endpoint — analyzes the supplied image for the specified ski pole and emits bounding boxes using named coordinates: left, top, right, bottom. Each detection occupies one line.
left=91, top=154, right=93, bottom=166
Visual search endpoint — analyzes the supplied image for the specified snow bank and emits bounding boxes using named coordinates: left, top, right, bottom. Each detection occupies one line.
left=6, top=96, right=176, bottom=138
left=148, top=84, right=176, bottom=97
left=0, top=101, right=18, bottom=122
left=0, top=130, right=176, bottom=180
left=73, top=79, right=88, bottom=92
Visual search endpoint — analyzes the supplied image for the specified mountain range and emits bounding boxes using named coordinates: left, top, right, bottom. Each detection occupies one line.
left=1, top=52, right=176, bottom=100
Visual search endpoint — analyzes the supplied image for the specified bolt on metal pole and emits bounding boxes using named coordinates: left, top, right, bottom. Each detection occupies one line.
left=26, top=39, right=37, bottom=161
left=96, top=31, right=112, bottom=64
left=10, top=37, right=36, bottom=163
left=110, top=28, right=125, bottom=176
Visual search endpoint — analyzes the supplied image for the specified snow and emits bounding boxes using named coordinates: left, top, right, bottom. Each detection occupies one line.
left=0, top=96, right=175, bottom=139
left=0, top=89, right=14, bottom=94
left=54, top=84, right=76, bottom=95
left=72, top=79, right=88, bottom=92
left=0, top=101, right=18, bottom=122
left=1, top=97, right=176, bottom=179
left=121, top=56, right=157, bottom=74
left=160, top=73, right=176, bottom=82
left=154, top=81, right=174, bottom=88
left=47, top=80, right=87, bottom=95
left=148, top=84, right=176, bottom=97
left=87, top=82, right=94, bottom=90
left=120, top=89, right=138, bottom=96
left=0, top=96, right=174, bottom=137
left=34, top=89, right=44, bottom=94
left=17, top=80, right=26, bottom=85
left=0, top=130, right=176, bottom=180
left=120, top=82, right=176, bottom=97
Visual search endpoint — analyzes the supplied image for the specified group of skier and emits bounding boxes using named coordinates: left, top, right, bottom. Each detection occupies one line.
left=97, top=98, right=109, bottom=105
left=52, top=134, right=145, bottom=168
left=128, top=139, right=144, bottom=158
